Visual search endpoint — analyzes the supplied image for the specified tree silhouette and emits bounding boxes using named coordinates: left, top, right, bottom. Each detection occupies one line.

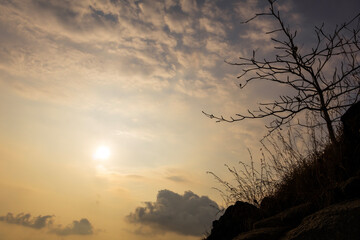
left=203, top=0, right=360, bottom=144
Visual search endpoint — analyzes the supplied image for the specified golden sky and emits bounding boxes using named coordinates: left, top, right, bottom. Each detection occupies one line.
left=0, top=0, right=359, bottom=239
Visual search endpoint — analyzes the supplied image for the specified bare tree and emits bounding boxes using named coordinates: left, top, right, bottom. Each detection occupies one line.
left=203, top=0, right=360, bottom=145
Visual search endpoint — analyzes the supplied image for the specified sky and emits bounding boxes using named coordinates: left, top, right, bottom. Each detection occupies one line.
left=0, top=0, right=359, bottom=239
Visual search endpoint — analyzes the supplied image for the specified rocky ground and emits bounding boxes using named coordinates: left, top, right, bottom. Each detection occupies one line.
left=205, top=102, right=360, bottom=240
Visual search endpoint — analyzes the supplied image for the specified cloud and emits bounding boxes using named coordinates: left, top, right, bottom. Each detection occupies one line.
left=0, top=213, right=53, bottom=229
left=199, top=17, right=226, bottom=37
left=166, top=175, right=187, bottom=183
left=164, top=10, right=190, bottom=33
left=0, top=212, right=94, bottom=236
left=0, top=0, right=253, bottom=105
left=126, top=189, right=219, bottom=236
left=180, top=0, right=197, bottom=13
left=51, top=218, right=93, bottom=236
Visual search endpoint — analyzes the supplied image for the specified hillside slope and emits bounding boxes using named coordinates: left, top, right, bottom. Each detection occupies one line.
left=205, top=102, right=360, bottom=240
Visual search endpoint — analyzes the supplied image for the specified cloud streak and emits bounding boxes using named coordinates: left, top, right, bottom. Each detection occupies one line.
left=0, top=212, right=94, bottom=236
left=51, top=218, right=93, bottom=236
left=0, top=212, right=53, bottom=229
left=126, top=189, right=219, bottom=236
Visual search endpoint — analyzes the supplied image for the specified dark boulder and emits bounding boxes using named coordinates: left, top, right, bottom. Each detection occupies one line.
left=234, top=226, right=289, bottom=240
left=260, top=196, right=281, bottom=217
left=341, top=101, right=360, bottom=140
left=340, top=101, right=360, bottom=176
left=254, top=202, right=316, bottom=229
left=282, top=199, right=360, bottom=240
left=341, top=176, right=360, bottom=199
left=206, top=201, right=262, bottom=240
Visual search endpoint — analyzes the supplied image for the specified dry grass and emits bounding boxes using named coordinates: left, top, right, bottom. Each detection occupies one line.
left=207, top=149, right=275, bottom=207
left=208, top=118, right=356, bottom=211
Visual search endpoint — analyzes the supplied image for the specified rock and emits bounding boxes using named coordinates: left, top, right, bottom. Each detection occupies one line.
left=281, top=199, right=360, bottom=240
left=341, top=176, right=360, bottom=199
left=254, top=202, right=316, bottom=229
left=317, top=176, right=360, bottom=208
left=206, top=201, right=262, bottom=240
left=317, top=184, right=343, bottom=207
left=340, top=101, right=360, bottom=178
left=233, top=227, right=289, bottom=240
left=204, top=102, right=360, bottom=240
left=260, top=196, right=281, bottom=216
left=341, top=101, right=360, bottom=142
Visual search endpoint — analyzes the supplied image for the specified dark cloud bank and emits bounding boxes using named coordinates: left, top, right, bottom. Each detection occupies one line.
left=0, top=212, right=93, bottom=236
left=127, top=189, right=219, bottom=236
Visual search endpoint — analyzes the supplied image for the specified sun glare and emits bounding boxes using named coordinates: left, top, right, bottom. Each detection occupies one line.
left=93, top=145, right=111, bottom=160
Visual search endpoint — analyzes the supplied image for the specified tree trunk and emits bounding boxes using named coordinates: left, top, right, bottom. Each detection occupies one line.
left=312, top=76, right=337, bottom=145
left=322, top=107, right=337, bottom=145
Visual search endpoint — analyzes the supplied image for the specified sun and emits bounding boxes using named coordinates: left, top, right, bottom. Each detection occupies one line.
left=93, top=145, right=111, bottom=160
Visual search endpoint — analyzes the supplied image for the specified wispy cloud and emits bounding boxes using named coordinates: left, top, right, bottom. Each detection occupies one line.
left=1, top=0, right=356, bottom=119
left=126, top=189, right=219, bottom=236
left=166, top=175, right=188, bottom=183
left=0, top=0, right=254, bottom=102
